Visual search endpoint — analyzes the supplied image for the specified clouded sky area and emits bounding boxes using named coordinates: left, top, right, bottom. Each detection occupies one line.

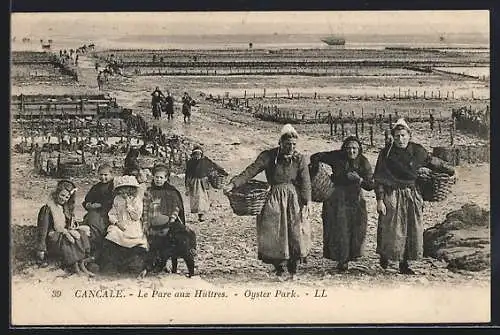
left=11, top=10, right=489, bottom=37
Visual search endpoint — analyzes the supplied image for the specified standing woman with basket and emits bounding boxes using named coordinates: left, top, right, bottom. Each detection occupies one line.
left=309, top=136, right=374, bottom=272
left=224, top=124, right=312, bottom=280
left=185, top=145, right=221, bottom=222
left=374, top=119, right=455, bottom=274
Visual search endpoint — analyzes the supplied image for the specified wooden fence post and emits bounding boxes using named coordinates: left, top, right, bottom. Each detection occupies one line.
left=370, top=126, right=374, bottom=146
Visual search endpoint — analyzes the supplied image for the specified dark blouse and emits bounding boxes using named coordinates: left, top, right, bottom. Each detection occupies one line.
left=82, top=181, right=114, bottom=214
left=373, top=141, right=455, bottom=200
left=185, top=156, right=219, bottom=179
left=231, top=148, right=312, bottom=204
left=309, top=150, right=374, bottom=191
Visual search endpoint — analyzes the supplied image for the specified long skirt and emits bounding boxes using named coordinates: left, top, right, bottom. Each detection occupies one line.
left=188, top=178, right=210, bottom=214
left=98, top=239, right=148, bottom=274
left=322, top=186, right=367, bottom=263
left=376, top=186, right=424, bottom=261
left=83, top=210, right=109, bottom=257
left=47, top=230, right=91, bottom=266
left=182, top=106, right=191, bottom=117
left=256, top=183, right=311, bottom=264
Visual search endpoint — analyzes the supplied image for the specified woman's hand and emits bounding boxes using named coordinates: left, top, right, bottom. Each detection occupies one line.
left=36, top=250, right=46, bottom=261
left=377, top=199, right=386, bottom=216
left=90, top=202, right=102, bottom=209
left=78, top=225, right=91, bottom=237
left=223, top=182, right=235, bottom=194
left=69, top=229, right=81, bottom=240
left=302, top=201, right=312, bottom=219
left=63, top=230, right=76, bottom=244
left=347, top=171, right=362, bottom=183
left=417, top=167, right=432, bottom=176
left=116, top=222, right=127, bottom=231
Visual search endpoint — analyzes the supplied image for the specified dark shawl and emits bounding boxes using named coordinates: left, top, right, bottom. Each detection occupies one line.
left=185, top=156, right=218, bottom=179
left=374, top=141, right=430, bottom=187
left=144, top=182, right=186, bottom=226
left=310, top=136, right=374, bottom=191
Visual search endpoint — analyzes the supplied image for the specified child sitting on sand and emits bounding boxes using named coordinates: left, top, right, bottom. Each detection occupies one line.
left=98, top=175, right=149, bottom=274
left=82, top=163, right=115, bottom=258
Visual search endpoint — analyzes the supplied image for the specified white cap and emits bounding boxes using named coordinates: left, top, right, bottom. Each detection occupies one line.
left=280, top=124, right=299, bottom=138
left=392, top=118, right=411, bottom=132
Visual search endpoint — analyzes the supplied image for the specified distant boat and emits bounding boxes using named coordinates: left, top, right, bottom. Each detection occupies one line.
left=321, top=36, right=346, bottom=46
left=439, top=36, right=445, bottom=42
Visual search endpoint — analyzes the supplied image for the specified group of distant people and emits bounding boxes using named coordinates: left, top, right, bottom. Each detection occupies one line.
left=150, top=87, right=196, bottom=123
left=96, top=54, right=124, bottom=90
left=58, top=44, right=95, bottom=67
left=58, top=49, right=79, bottom=67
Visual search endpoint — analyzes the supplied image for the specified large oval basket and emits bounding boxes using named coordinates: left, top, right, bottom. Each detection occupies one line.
left=208, top=167, right=229, bottom=190
left=417, top=172, right=456, bottom=202
left=225, top=180, right=271, bottom=216
left=309, top=163, right=335, bottom=202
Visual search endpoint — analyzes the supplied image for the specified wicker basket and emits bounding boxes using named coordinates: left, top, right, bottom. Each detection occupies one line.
left=309, top=163, right=335, bottom=202
left=208, top=168, right=229, bottom=189
left=417, top=172, right=456, bottom=202
left=225, top=180, right=270, bottom=216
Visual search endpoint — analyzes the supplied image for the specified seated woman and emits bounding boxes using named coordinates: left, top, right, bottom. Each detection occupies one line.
left=35, top=180, right=94, bottom=276
left=98, top=175, right=149, bottom=275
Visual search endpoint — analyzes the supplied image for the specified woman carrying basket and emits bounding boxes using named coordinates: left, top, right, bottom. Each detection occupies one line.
left=374, top=119, right=455, bottom=274
left=185, top=146, right=221, bottom=222
left=309, top=136, right=374, bottom=272
left=224, top=124, right=312, bottom=280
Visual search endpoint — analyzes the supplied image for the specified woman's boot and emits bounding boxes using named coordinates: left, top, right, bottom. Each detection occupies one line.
left=399, top=260, right=416, bottom=275
left=379, top=256, right=389, bottom=269
left=336, top=261, right=349, bottom=273
left=273, top=262, right=285, bottom=280
left=287, top=259, right=299, bottom=281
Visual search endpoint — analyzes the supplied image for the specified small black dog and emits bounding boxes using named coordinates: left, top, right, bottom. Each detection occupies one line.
left=146, top=218, right=197, bottom=277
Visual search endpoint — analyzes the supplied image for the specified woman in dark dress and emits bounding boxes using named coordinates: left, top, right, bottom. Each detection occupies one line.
left=374, top=119, right=455, bottom=274
left=310, top=136, right=374, bottom=272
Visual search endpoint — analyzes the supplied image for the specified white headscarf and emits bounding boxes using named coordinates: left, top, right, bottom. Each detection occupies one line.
left=392, top=118, right=411, bottom=133
left=279, top=124, right=298, bottom=142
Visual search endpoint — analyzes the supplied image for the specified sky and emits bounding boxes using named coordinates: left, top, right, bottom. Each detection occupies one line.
left=11, top=10, right=489, bottom=37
